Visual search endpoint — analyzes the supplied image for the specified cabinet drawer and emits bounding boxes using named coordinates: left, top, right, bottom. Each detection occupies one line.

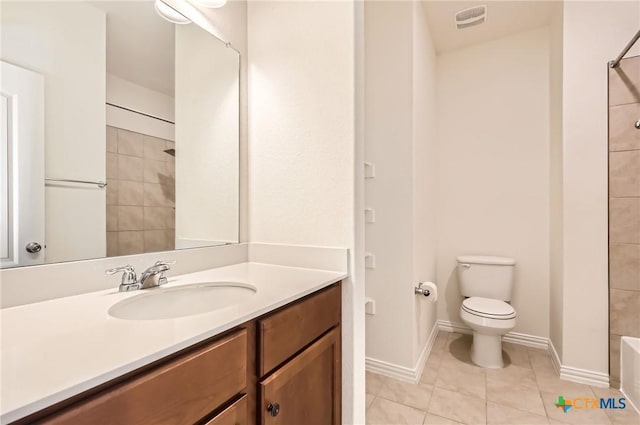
left=42, top=330, right=247, bottom=425
left=204, top=395, right=248, bottom=425
left=258, top=284, right=340, bottom=376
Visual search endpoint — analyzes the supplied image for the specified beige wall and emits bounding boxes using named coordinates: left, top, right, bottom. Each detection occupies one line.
left=608, top=55, right=640, bottom=386
left=560, top=0, right=640, bottom=376
left=246, top=2, right=361, bottom=422
left=436, top=27, right=551, bottom=338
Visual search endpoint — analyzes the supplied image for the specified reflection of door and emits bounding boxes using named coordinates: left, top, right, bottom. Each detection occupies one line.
left=0, top=61, right=44, bottom=267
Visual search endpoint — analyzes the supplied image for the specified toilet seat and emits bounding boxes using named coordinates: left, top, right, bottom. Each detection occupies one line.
left=461, top=297, right=516, bottom=320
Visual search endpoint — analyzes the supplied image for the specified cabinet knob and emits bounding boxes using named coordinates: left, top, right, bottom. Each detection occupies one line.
left=267, top=402, right=280, bottom=417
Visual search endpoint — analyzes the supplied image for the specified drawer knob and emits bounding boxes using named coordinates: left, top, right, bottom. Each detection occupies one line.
left=267, top=402, right=280, bottom=417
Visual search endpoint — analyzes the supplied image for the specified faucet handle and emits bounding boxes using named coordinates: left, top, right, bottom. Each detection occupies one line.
left=106, top=265, right=140, bottom=292
left=154, top=260, right=175, bottom=285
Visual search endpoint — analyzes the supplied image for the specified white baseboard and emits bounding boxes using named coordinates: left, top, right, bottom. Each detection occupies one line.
left=547, top=339, right=608, bottom=387
left=436, top=320, right=472, bottom=335
left=367, top=319, right=610, bottom=388
left=549, top=339, right=562, bottom=375
left=438, top=320, right=609, bottom=388
left=436, top=320, right=548, bottom=349
left=415, top=321, right=439, bottom=381
left=560, top=365, right=609, bottom=388
left=365, top=321, right=439, bottom=384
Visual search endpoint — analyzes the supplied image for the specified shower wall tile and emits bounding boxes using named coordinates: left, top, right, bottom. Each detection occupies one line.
left=609, top=103, right=640, bottom=151
left=609, top=244, right=640, bottom=291
left=106, top=179, right=118, bottom=205
left=609, top=333, right=621, bottom=388
left=143, top=207, right=167, bottom=230
left=106, top=206, right=118, bottom=232
left=107, top=127, right=176, bottom=257
left=143, top=135, right=168, bottom=161
left=609, top=55, right=639, bottom=390
left=167, top=208, right=175, bottom=230
left=166, top=229, right=175, bottom=249
left=609, top=288, right=640, bottom=336
left=118, top=155, right=144, bottom=182
left=144, top=230, right=167, bottom=252
left=609, top=150, right=640, bottom=197
left=143, top=159, right=167, bottom=184
left=119, top=231, right=144, bottom=255
left=118, top=206, right=143, bottom=231
left=106, top=153, right=118, bottom=179
left=609, top=55, right=640, bottom=106
left=143, top=183, right=168, bottom=207
left=609, top=197, right=640, bottom=244
left=118, top=181, right=144, bottom=206
left=107, top=126, right=118, bottom=153
left=106, top=231, right=118, bottom=257
left=118, top=129, right=144, bottom=157
left=167, top=160, right=175, bottom=178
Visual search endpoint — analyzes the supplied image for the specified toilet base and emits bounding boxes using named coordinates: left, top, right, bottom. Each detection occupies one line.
left=470, top=332, right=504, bottom=368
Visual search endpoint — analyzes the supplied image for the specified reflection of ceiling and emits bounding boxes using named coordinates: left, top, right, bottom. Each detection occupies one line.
left=423, top=1, right=556, bottom=54
left=90, top=1, right=175, bottom=96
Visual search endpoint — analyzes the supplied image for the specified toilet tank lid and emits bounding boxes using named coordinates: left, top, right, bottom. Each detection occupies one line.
left=456, top=256, right=516, bottom=266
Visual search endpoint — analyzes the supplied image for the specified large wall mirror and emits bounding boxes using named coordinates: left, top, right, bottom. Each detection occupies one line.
left=0, top=1, right=240, bottom=269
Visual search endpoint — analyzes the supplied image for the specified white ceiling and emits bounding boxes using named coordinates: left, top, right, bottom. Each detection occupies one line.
left=422, top=1, right=557, bottom=54
left=90, top=1, right=175, bottom=96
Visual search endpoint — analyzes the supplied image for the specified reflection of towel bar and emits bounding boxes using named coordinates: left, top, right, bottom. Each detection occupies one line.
left=45, top=178, right=107, bottom=188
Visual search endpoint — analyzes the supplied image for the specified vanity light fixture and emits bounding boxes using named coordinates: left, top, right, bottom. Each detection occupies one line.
left=192, top=0, right=227, bottom=8
left=154, top=0, right=192, bottom=24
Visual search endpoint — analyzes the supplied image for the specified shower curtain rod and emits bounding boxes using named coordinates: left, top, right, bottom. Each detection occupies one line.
left=106, top=102, right=175, bottom=125
left=609, top=29, right=640, bottom=68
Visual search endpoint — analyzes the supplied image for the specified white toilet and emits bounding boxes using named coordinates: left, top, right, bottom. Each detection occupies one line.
left=456, top=255, right=516, bottom=368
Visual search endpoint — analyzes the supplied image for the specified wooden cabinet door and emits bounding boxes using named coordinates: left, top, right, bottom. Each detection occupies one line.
left=259, top=327, right=341, bottom=425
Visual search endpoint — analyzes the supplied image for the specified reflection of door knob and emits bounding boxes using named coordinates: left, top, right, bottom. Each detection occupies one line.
left=25, top=242, right=42, bottom=253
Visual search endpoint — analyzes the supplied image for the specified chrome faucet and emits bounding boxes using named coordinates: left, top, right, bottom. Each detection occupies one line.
left=106, top=260, right=175, bottom=292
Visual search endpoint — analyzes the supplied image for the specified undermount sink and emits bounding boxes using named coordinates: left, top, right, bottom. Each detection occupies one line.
left=108, top=282, right=257, bottom=320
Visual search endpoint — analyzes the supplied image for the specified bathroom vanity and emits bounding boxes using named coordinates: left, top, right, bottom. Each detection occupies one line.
left=1, top=263, right=345, bottom=425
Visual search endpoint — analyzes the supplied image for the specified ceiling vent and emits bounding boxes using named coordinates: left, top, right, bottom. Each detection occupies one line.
left=455, top=5, right=487, bottom=29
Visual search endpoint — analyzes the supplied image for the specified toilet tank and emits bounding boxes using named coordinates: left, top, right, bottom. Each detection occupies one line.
left=456, top=256, right=516, bottom=301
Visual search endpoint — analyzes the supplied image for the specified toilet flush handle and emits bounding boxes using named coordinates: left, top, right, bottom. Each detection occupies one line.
left=460, top=263, right=471, bottom=268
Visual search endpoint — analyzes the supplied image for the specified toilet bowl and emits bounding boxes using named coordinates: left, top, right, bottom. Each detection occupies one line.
left=460, top=297, right=516, bottom=368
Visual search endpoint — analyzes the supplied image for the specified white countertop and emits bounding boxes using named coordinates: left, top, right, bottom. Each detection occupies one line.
left=0, top=262, right=346, bottom=424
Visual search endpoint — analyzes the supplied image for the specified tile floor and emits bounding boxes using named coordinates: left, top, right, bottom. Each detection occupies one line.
left=366, top=332, right=640, bottom=425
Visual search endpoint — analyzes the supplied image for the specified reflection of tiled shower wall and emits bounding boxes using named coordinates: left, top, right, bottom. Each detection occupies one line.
left=608, top=55, right=640, bottom=387
left=106, top=126, right=175, bottom=256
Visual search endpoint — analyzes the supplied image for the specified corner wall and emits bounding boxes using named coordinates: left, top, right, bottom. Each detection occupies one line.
left=364, top=0, right=438, bottom=374
left=549, top=3, right=564, bottom=361
left=560, top=0, right=640, bottom=378
left=412, top=1, right=438, bottom=365
left=436, top=27, right=551, bottom=339
left=246, top=2, right=361, bottom=422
